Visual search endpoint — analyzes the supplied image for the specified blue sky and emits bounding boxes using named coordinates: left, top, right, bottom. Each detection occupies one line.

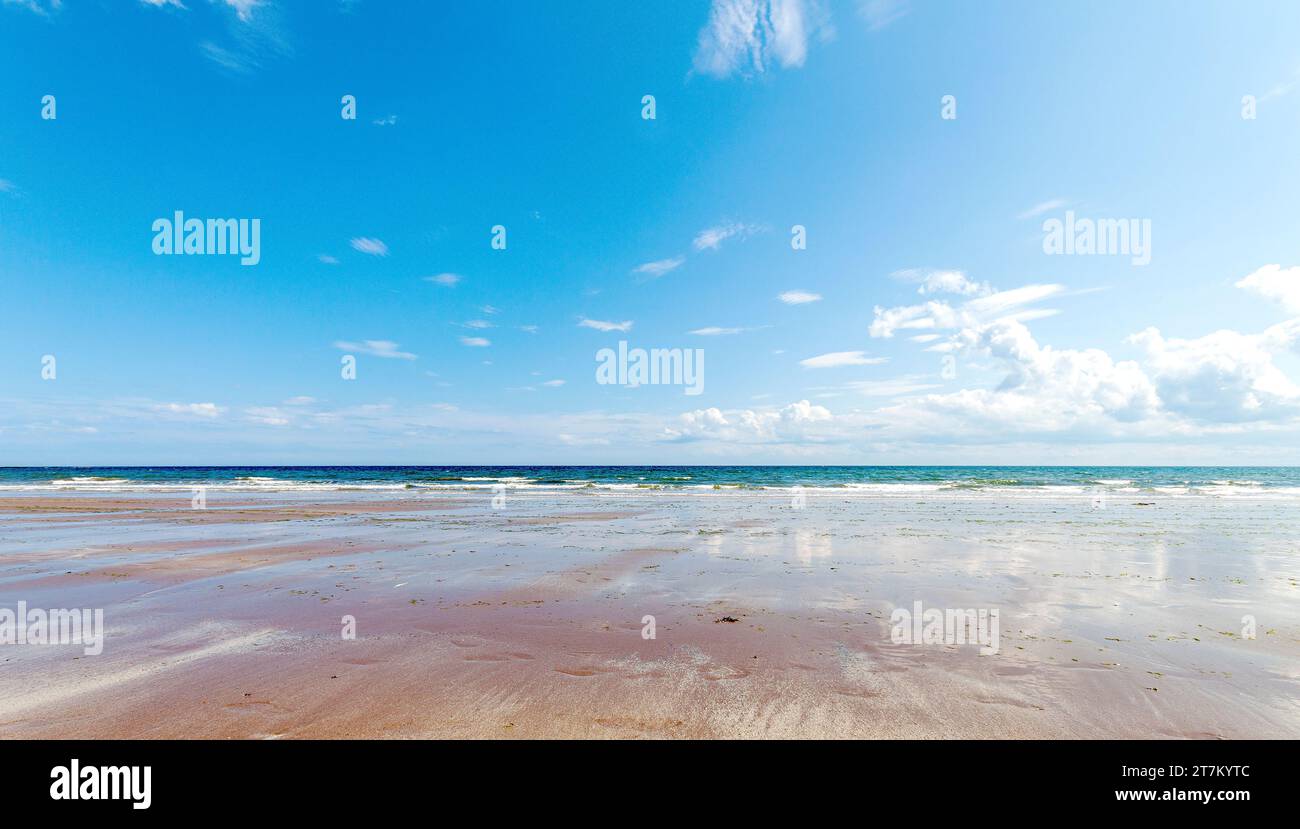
left=2, top=0, right=1300, bottom=465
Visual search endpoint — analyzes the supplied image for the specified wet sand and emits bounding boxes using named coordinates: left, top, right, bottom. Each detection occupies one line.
left=0, top=489, right=1296, bottom=738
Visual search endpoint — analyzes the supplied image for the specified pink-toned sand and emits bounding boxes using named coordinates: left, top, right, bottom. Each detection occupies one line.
left=1, top=491, right=1296, bottom=738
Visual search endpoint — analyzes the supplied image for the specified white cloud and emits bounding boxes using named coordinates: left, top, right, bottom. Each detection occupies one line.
left=245, top=406, right=289, bottom=426
left=155, top=402, right=222, bottom=419
left=460, top=337, right=491, bottom=347
left=579, top=318, right=633, bottom=332
left=869, top=283, right=1064, bottom=338
left=317, top=254, right=339, bottom=265
left=1128, top=320, right=1300, bottom=422
left=693, top=221, right=760, bottom=251
left=778, top=290, right=822, bottom=304
left=873, top=320, right=1160, bottom=438
left=350, top=237, right=389, bottom=257
left=633, top=256, right=685, bottom=278
left=690, top=326, right=745, bottom=336
left=198, top=41, right=256, bottom=73
left=333, top=339, right=417, bottom=360
left=222, top=0, right=260, bottom=22
left=892, top=268, right=992, bottom=297
left=4, top=0, right=62, bottom=16
left=424, top=272, right=461, bottom=286
left=542, top=379, right=566, bottom=387
left=693, top=0, right=831, bottom=78
left=463, top=320, right=494, bottom=329
left=667, top=399, right=834, bottom=443
left=1235, top=264, right=1300, bottom=314
left=858, top=0, right=908, bottom=31
left=1016, top=198, right=1068, bottom=220
left=800, top=350, right=887, bottom=369
left=843, top=377, right=941, bottom=396
left=372, top=115, right=398, bottom=126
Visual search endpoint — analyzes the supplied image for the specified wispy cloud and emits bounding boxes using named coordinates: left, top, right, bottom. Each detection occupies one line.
left=372, top=114, right=398, bottom=126
left=633, top=256, right=685, bottom=279
left=869, top=283, right=1065, bottom=339
left=3, top=0, right=63, bottom=17
left=858, top=0, right=908, bottom=31
left=193, top=0, right=291, bottom=75
left=350, top=237, right=389, bottom=257
left=317, top=254, right=339, bottom=265
left=800, top=350, right=887, bottom=368
left=424, top=272, right=461, bottom=286
left=1017, top=198, right=1068, bottom=220
left=690, top=326, right=753, bottom=336
left=333, top=339, right=417, bottom=359
left=579, top=318, right=633, bottom=332
left=693, top=0, right=833, bottom=78
left=693, top=221, right=760, bottom=251
left=0, top=178, right=18, bottom=194
left=778, top=290, right=821, bottom=304
left=223, top=0, right=261, bottom=22
left=460, top=337, right=491, bottom=347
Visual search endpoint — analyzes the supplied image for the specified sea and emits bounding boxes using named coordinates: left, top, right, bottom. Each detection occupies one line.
left=1, top=466, right=1298, bottom=497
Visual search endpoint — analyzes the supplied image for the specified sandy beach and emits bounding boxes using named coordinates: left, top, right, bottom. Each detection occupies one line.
left=1, top=488, right=1296, bottom=739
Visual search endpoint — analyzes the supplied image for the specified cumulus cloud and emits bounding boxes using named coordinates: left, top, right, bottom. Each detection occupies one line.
left=1128, top=320, right=1300, bottom=422
left=1235, top=264, right=1300, bottom=314
left=667, top=399, right=834, bottom=443
left=892, top=268, right=992, bottom=297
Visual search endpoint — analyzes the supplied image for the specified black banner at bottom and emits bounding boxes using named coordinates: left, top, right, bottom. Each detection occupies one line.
left=8, top=739, right=1285, bottom=815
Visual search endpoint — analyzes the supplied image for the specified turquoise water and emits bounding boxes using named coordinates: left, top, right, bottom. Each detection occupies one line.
left=0, top=466, right=1297, bottom=494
